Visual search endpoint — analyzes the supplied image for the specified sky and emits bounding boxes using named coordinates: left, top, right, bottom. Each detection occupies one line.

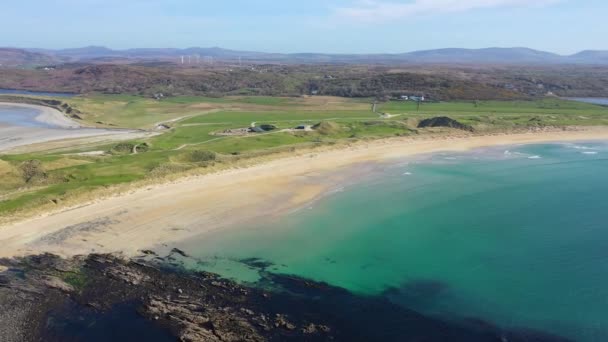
left=1, top=0, right=607, bottom=54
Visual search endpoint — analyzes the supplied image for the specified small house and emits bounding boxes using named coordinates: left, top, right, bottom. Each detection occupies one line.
left=294, top=125, right=312, bottom=131
left=410, top=96, right=425, bottom=102
left=249, top=126, right=265, bottom=133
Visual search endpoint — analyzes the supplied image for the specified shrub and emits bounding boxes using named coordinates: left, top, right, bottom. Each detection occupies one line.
left=190, top=150, right=216, bottom=162
left=312, top=121, right=341, bottom=135
left=110, top=143, right=135, bottom=155
left=20, top=160, right=47, bottom=183
left=183, top=150, right=217, bottom=163
left=148, top=163, right=191, bottom=178
left=135, top=143, right=150, bottom=153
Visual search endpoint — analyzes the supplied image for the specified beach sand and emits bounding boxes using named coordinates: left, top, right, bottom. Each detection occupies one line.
left=1, top=127, right=608, bottom=258
left=0, top=102, right=152, bottom=153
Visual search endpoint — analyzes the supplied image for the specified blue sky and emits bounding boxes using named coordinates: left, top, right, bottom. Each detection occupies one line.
left=1, top=0, right=606, bottom=54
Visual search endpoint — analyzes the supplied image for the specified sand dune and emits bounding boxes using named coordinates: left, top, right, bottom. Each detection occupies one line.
left=1, top=127, right=608, bottom=258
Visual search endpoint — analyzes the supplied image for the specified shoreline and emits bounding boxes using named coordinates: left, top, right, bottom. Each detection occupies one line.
left=0, top=102, right=80, bottom=128
left=1, top=127, right=608, bottom=258
left=0, top=102, right=150, bottom=153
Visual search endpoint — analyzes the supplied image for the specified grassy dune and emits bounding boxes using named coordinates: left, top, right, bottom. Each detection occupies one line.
left=1, top=95, right=607, bottom=217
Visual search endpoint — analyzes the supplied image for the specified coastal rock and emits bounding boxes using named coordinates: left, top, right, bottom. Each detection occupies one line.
left=104, top=264, right=150, bottom=285
left=302, top=323, right=331, bottom=334
left=171, top=248, right=190, bottom=258
left=41, top=276, right=74, bottom=293
left=274, top=314, right=296, bottom=330
left=0, top=253, right=573, bottom=342
left=143, top=296, right=264, bottom=342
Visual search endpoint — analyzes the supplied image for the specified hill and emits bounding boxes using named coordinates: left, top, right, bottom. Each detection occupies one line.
left=569, top=50, right=608, bottom=64
left=2, top=63, right=608, bottom=99
left=5, top=46, right=608, bottom=65
left=0, top=48, right=59, bottom=67
left=400, top=47, right=564, bottom=64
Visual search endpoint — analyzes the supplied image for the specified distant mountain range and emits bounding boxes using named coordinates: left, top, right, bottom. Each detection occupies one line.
left=0, top=48, right=58, bottom=67
left=2, top=46, right=608, bottom=66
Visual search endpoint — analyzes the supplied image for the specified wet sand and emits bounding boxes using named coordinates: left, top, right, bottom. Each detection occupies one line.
left=0, top=102, right=150, bottom=153
left=0, top=102, right=81, bottom=128
left=1, top=127, right=608, bottom=258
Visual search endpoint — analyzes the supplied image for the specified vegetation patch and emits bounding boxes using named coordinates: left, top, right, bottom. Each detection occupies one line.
left=313, top=121, right=342, bottom=135
left=417, top=116, right=474, bottom=132
left=60, top=270, right=89, bottom=291
left=110, top=143, right=135, bottom=155
left=135, top=143, right=150, bottom=153
left=110, top=143, right=136, bottom=155
left=43, top=158, right=92, bottom=171
left=0, top=160, right=23, bottom=191
left=179, top=150, right=217, bottom=164
left=148, top=163, right=192, bottom=178
left=19, top=160, right=47, bottom=184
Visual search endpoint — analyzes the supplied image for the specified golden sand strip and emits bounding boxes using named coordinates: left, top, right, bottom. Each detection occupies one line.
left=1, top=128, right=608, bottom=258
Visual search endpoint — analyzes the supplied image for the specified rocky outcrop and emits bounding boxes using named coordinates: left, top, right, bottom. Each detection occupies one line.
left=0, top=253, right=571, bottom=342
left=417, top=116, right=474, bottom=132
left=40, top=276, right=74, bottom=293
left=0, top=254, right=334, bottom=342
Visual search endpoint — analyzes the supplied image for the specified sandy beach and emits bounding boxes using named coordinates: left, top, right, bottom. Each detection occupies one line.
left=0, top=102, right=151, bottom=153
left=1, top=127, right=608, bottom=258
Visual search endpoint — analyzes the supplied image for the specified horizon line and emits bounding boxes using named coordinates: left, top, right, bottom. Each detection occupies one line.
left=5, top=45, right=605, bottom=57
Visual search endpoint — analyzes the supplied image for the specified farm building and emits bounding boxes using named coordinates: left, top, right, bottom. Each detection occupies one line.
left=294, top=124, right=313, bottom=131
left=409, top=96, right=425, bottom=102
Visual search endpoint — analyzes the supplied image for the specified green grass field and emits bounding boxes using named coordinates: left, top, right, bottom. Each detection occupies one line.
left=1, top=95, right=607, bottom=217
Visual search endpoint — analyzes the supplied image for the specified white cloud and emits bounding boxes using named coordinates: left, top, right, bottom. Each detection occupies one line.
left=334, top=0, right=562, bottom=22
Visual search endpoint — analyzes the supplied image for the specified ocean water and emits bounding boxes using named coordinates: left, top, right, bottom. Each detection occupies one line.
left=0, top=89, right=76, bottom=97
left=175, top=142, right=608, bottom=341
left=0, top=104, right=54, bottom=128
left=566, top=97, right=608, bottom=106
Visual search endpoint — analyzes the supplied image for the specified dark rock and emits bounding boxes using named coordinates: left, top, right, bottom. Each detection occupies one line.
left=0, top=253, right=574, bottom=342
left=170, top=248, right=189, bottom=258
left=41, top=276, right=74, bottom=293
left=418, top=116, right=474, bottom=132
left=302, top=323, right=331, bottom=334
left=274, top=314, right=296, bottom=330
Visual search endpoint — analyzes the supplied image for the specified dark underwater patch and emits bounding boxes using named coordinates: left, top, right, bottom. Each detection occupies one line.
left=383, top=279, right=449, bottom=306
left=43, top=300, right=175, bottom=342
left=0, top=253, right=572, bottom=342
left=239, top=257, right=276, bottom=270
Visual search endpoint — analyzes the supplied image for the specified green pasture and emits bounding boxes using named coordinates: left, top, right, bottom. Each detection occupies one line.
left=1, top=95, right=607, bottom=216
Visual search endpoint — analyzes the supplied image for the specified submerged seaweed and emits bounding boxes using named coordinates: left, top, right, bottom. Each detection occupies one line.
left=0, top=253, right=572, bottom=342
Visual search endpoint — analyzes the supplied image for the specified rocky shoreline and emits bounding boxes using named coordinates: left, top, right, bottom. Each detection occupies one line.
left=0, top=253, right=571, bottom=342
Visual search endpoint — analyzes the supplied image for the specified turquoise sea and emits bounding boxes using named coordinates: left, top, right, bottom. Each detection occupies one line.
left=175, top=142, right=608, bottom=341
